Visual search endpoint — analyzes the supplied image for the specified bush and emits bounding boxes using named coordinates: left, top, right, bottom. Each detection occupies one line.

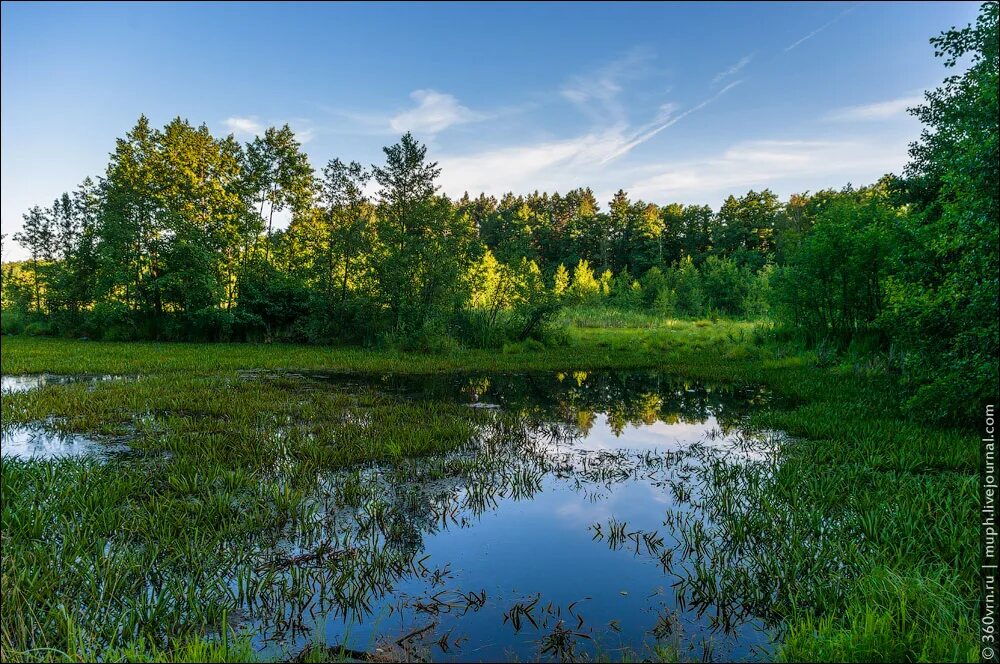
left=701, top=256, right=748, bottom=315
left=83, top=301, right=137, bottom=341
left=0, top=307, right=29, bottom=335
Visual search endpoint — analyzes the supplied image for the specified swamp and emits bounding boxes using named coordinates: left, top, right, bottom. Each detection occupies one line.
left=0, top=328, right=983, bottom=662
left=0, top=2, right=995, bottom=661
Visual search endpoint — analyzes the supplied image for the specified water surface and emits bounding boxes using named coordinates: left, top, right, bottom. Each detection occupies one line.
left=1, top=369, right=787, bottom=660
left=1, top=374, right=129, bottom=459
left=248, top=371, right=785, bottom=662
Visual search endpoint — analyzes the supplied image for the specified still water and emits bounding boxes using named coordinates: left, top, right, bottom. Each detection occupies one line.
left=1, top=370, right=787, bottom=661
left=1, top=374, right=129, bottom=459
left=250, top=371, right=786, bottom=662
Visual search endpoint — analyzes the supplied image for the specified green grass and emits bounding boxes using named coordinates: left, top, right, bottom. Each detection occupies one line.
left=0, top=319, right=981, bottom=662
left=0, top=318, right=768, bottom=375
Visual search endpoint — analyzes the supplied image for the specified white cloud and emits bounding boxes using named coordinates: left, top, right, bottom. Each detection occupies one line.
left=560, top=48, right=657, bottom=124
left=223, top=116, right=263, bottom=136
left=221, top=116, right=315, bottom=144
left=825, top=96, right=922, bottom=121
left=625, top=137, right=910, bottom=202
left=712, top=54, right=753, bottom=84
left=436, top=129, right=910, bottom=208
left=437, top=128, right=631, bottom=197
left=389, top=89, right=487, bottom=134
left=287, top=120, right=316, bottom=144
left=600, top=80, right=743, bottom=164
left=433, top=74, right=746, bottom=200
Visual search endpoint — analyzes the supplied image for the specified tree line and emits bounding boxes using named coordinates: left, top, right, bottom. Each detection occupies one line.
left=0, top=118, right=805, bottom=343
left=1, top=3, right=996, bottom=422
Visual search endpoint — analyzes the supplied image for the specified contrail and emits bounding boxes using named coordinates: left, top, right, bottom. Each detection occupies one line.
left=601, top=3, right=858, bottom=165
left=600, top=81, right=742, bottom=164
left=785, top=5, right=856, bottom=52
left=712, top=54, right=753, bottom=85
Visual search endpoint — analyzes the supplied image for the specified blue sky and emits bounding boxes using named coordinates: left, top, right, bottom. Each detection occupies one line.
left=0, top=1, right=982, bottom=260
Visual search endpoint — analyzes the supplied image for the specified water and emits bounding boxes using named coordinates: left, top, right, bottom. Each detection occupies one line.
left=1, top=369, right=787, bottom=659
left=248, top=371, right=786, bottom=662
left=1, top=374, right=129, bottom=459
left=1, top=423, right=130, bottom=460
left=1, top=373, right=125, bottom=394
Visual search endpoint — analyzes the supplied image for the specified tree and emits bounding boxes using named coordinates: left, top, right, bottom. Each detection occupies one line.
left=676, top=204, right=715, bottom=264
left=371, top=133, right=480, bottom=335
left=715, top=189, right=781, bottom=268
left=771, top=185, right=896, bottom=340
left=885, top=2, right=999, bottom=420
left=633, top=202, right=665, bottom=275
left=318, top=158, right=372, bottom=304
left=155, top=118, right=246, bottom=322
left=669, top=256, right=704, bottom=316
left=552, top=263, right=570, bottom=298
left=98, top=115, right=162, bottom=319
left=246, top=125, right=315, bottom=265
left=569, top=259, right=600, bottom=302
left=608, top=189, right=631, bottom=272
left=13, top=206, right=55, bottom=312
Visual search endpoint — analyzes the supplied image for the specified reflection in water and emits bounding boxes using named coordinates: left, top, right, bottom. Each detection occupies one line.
left=241, top=371, right=786, bottom=662
left=1, top=375, right=131, bottom=459
left=1, top=424, right=130, bottom=460
left=1, top=373, right=126, bottom=394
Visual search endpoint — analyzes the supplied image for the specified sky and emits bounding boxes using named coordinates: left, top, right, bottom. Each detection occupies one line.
left=0, top=1, right=983, bottom=260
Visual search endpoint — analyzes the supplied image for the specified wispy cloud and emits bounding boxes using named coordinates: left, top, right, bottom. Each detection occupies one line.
left=712, top=54, right=753, bottom=85
left=389, top=89, right=488, bottom=134
left=221, top=116, right=316, bottom=143
left=436, top=133, right=911, bottom=207
left=825, top=96, right=923, bottom=121
left=437, top=128, right=630, bottom=196
left=600, top=80, right=743, bottom=164
left=437, top=49, right=747, bottom=188
left=290, top=124, right=316, bottom=144
left=626, top=137, right=909, bottom=202
left=223, top=116, right=263, bottom=136
left=560, top=48, right=658, bottom=125
left=784, top=6, right=855, bottom=52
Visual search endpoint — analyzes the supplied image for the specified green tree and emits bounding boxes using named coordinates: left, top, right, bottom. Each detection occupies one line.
left=716, top=189, right=782, bottom=268
left=772, top=185, right=896, bottom=339
left=13, top=205, right=55, bottom=312
left=886, top=2, right=999, bottom=420
left=669, top=256, right=704, bottom=316
left=319, top=158, right=372, bottom=303
left=371, top=133, right=480, bottom=336
left=552, top=263, right=570, bottom=298
left=569, top=259, right=600, bottom=302
left=246, top=125, right=315, bottom=265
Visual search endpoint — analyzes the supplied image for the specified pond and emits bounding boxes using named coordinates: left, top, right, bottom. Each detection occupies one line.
left=1, top=373, right=126, bottom=394
left=1, top=369, right=789, bottom=661
left=246, top=370, right=787, bottom=662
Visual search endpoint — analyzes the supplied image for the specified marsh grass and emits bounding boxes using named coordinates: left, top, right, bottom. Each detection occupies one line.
left=0, top=320, right=981, bottom=662
left=0, top=372, right=496, bottom=662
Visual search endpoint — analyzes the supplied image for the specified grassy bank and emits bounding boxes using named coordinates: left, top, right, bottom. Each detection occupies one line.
left=0, top=320, right=980, bottom=662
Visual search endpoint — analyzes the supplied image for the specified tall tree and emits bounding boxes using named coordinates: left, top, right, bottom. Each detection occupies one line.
left=13, top=205, right=55, bottom=312
left=371, top=133, right=479, bottom=333
left=715, top=189, right=781, bottom=269
left=246, top=125, right=315, bottom=264
left=887, top=2, right=999, bottom=419
left=318, top=158, right=372, bottom=303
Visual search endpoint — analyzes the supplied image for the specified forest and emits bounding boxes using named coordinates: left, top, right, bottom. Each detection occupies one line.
left=2, top=5, right=996, bottom=422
